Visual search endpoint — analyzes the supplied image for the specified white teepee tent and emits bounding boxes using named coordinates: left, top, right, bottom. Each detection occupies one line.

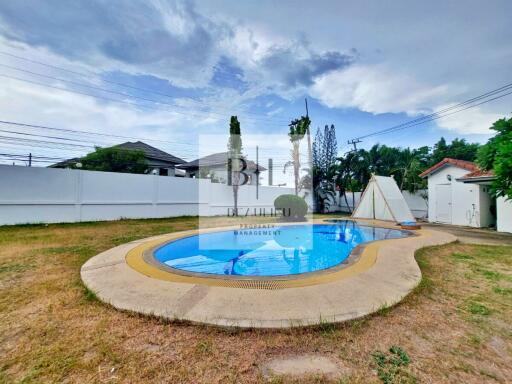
left=352, top=175, right=415, bottom=223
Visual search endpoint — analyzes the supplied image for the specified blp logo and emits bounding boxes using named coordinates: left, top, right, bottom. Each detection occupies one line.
left=227, top=156, right=250, bottom=186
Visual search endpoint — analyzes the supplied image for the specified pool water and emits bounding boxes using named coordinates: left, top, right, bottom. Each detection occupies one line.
left=153, top=221, right=410, bottom=277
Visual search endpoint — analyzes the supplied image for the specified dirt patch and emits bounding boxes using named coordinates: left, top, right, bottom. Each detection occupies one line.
left=262, top=354, right=345, bottom=379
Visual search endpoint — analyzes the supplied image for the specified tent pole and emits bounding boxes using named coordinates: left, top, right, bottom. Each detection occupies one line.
left=372, top=185, right=375, bottom=220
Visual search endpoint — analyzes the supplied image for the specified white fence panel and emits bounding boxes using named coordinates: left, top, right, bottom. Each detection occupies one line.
left=335, top=190, right=428, bottom=219
left=0, top=165, right=294, bottom=225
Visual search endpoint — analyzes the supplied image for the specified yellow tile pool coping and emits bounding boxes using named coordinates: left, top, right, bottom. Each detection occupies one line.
left=125, top=224, right=420, bottom=289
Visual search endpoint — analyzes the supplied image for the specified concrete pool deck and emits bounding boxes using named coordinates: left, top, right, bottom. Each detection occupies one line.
left=81, top=219, right=456, bottom=328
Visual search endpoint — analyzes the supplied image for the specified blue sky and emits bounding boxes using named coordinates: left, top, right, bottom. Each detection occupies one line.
left=0, top=0, right=511, bottom=165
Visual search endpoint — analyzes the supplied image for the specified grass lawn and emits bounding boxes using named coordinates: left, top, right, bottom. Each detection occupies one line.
left=1, top=217, right=511, bottom=383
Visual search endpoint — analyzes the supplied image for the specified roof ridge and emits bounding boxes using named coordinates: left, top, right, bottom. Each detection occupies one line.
left=419, top=157, right=479, bottom=178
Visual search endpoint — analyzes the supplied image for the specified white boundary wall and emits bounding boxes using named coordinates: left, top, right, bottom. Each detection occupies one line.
left=336, top=190, right=428, bottom=219
left=0, top=165, right=294, bottom=226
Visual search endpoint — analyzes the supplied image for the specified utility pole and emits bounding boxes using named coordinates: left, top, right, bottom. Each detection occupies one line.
left=28, top=153, right=32, bottom=167
left=268, top=158, right=273, bottom=186
left=305, top=97, right=309, bottom=117
left=347, top=139, right=362, bottom=152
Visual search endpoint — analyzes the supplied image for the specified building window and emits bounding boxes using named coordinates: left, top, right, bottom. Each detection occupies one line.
left=159, top=168, right=168, bottom=176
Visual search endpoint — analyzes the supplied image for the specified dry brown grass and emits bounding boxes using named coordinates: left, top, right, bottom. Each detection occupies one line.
left=1, top=217, right=511, bottom=383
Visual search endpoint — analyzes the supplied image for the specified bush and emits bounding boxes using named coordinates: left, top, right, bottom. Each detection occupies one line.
left=274, top=194, right=308, bottom=221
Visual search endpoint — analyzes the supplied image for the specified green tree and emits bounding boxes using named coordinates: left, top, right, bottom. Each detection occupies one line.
left=431, top=137, right=480, bottom=165
left=477, top=117, right=512, bottom=199
left=311, top=125, right=338, bottom=212
left=227, top=116, right=243, bottom=214
left=77, top=147, right=147, bottom=173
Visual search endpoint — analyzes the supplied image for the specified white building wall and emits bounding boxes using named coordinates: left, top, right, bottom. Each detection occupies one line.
left=0, top=165, right=293, bottom=225
left=427, top=165, right=489, bottom=227
left=497, top=197, right=512, bottom=233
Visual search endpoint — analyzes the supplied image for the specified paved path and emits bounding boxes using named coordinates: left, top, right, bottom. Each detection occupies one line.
left=422, top=223, right=512, bottom=246
left=81, top=221, right=456, bottom=328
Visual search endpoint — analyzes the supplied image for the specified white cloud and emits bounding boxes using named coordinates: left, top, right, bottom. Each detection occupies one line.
left=310, top=64, right=510, bottom=135
left=1, top=0, right=511, bottom=142
left=310, top=65, right=451, bottom=115
left=0, top=77, right=226, bottom=160
left=434, top=105, right=505, bottom=135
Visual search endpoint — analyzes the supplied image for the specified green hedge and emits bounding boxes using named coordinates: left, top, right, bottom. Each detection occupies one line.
left=274, top=194, right=308, bottom=221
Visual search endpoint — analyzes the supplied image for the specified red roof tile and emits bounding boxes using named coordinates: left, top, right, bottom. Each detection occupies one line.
left=419, top=158, right=480, bottom=178
left=459, top=169, right=495, bottom=179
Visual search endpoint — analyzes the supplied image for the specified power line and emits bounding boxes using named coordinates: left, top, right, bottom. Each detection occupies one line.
left=0, top=120, right=312, bottom=165
left=366, top=89, right=512, bottom=139
left=354, top=82, right=512, bottom=141
left=0, top=127, right=100, bottom=144
left=0, top=50, right=248, bottom=89
left=0, top=50, right=291, bottom=123
left=0, top=119, right=240, bottom=150
left=0, top=63, right=290, bottom=124
left=0, top=73, right=288, bottom=128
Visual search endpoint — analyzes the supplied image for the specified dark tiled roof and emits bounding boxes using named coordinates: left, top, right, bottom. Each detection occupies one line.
left=48, top=158, right=81, bottom=168
left=178, top=152, right=266, bottom=171
left=49, top=141, right=185, bottom=168
left=419, top=158, right=479, bottom=178
left=114, top=141, right=185, bottom=164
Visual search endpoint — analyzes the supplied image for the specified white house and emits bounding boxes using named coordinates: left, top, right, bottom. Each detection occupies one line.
left=419, top=158, right=495, bottom=228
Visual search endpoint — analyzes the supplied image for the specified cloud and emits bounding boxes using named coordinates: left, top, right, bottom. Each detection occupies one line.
left=434, top=105, right=506, bottom=135
left=310, top=64, right=510, bottom=134
left=258, top=44, right=353, bottom=87
left=0, top=0, right=353, bottom=96
left=1, top=0, right=510, bottom=140
left=311, top=65, right=451, bottom=115
left=0, top=0, right=229, bottom=88
left=196, top=0, right=512, bottom=135
left=0, top=77, right=224, bottom=160
left=220, top=26, right=356, bottom=97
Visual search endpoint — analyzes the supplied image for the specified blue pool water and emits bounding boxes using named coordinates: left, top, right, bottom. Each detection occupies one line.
left=154, top=221, right=410, bottom=277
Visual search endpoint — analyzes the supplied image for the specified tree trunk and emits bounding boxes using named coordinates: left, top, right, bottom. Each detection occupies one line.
left=344, top=192, right=351, bottom=214
left=232, top=169, right=240, bottom=216
left=306, top=129, right=312, bottom=169
left=293, top=141, right=300, bottom=195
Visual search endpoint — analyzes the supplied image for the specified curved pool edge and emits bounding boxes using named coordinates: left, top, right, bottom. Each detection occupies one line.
left=81, top=219, right=457, bottom=328
left=141, top=222, right=414, bottom=282
left=126, top=223, right=404, bottom=288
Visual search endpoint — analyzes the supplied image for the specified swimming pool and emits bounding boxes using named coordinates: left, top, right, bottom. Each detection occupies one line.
left=153, top=221, right=411, bottom=277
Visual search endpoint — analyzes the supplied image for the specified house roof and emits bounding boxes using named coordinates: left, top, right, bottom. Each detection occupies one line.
left=49, top=141, right=185, bottom=168
left=457, top=169, right=496, bottom=183
left=461, top=169, right=495, bottom=179
left=48, top=158, right=81, bottom=168
left=177, top=152, right=266, bottom=171
left=114, top=141, right=185, bottom=164
left=419, top=158, right=480, bottom=178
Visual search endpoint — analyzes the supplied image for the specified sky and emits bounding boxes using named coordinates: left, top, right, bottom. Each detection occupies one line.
left=0, top=0, right=511, bottom=170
